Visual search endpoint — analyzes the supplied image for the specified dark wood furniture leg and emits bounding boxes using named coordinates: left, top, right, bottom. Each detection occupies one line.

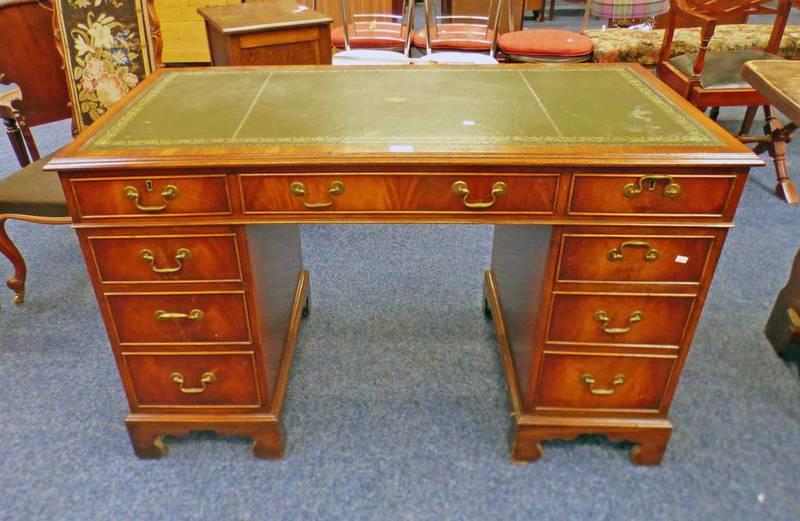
left=0, top=218, right=27, bottom=305
left=765, top=248, right=800, bottom=357
left=548, top=0, right=555, bottom=20
left=2, top=116, right=30, bottom=167
left=761, top=105, right=799, bottom=204
left=739, top=105, right=759, bottom=136
left=18, top=114, right=40, bottom=162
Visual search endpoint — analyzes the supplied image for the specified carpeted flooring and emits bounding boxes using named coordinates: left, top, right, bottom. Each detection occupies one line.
left=1, top=33, right=799, bottom=521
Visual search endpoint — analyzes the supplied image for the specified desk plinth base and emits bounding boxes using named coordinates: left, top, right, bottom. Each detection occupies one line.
left=125, top=269, right=310, bottom=459
left=484, top=270, right=672, bottom=466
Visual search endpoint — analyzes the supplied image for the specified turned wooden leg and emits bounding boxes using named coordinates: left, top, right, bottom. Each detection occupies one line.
left=17, top=115, right=39, bottom=162
left=0, top=218, right=27, bottom=305
left=126, top=425, right=166, bottom=459
left=739, top=105, right=758, bottom=136
left=252, top=423, right=285, bottom=459
left=762, top=105, right=799, bottom=205
left=3, top=116, right=30, bottom=167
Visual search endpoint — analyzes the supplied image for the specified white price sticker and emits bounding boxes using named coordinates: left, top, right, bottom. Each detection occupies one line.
left=675, top=255, right=689, bottom=264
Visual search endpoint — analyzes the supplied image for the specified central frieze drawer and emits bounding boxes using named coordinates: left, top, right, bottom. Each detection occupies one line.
left=536, top=352, right=676, bottom=412
left=123, top=352, right=261, bottom=408
left=546, top=292, right=696, bottom=348
left=88, top=232, right=243, bottom=284
left=70, top=175, right=231, bottom=219
left=567, top=174, right=737, bottom=217
left=557, top=233, right=715, bottom=284
left=239, top=174, right=559, bottom=213
left=106, top=291, right=252, bottom=345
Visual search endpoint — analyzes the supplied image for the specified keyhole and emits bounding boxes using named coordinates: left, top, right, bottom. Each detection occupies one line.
left=145, top=179, right=154, bottom=192
left=647, top=179, right=657, bottom=191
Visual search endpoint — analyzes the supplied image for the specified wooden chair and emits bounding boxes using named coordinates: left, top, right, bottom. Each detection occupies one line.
left=656, top=0, right=797, bottom=204
left=413, top=0, right=503, bottom=55
left=0, top=0, right=161, bottom=304
left=0, top=0, right=72, bottom=167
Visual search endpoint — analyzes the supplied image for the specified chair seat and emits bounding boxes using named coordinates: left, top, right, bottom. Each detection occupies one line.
left=670, top=50, right=782, bottom=89
left=414, top=52, right=498, bottom=64
left=0, top=152, right=68, bottom=217
left=332, top=49, right=412, bottom=65
left=498, top=29, right=594, bottom=58
left=741, top=60, right=800, bottom=125
left=331, top=23, right=408, bottom=49
left=413, top=25, right=495, bottom=51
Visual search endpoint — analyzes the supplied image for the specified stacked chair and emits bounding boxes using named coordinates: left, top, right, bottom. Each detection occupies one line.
left=331, top=0, right=415, bottom=65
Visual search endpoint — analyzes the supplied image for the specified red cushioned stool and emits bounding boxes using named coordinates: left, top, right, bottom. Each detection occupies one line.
left=497, top=28, right=593, bottom=63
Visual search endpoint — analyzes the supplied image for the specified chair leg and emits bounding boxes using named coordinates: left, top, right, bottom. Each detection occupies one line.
left=0, top=218, right=27, bottom=305
left=762, top=105, right=799, bottom=205
left=17, top=114, right=40, bottom=162
left=2, top=116, right=31, bottom=167
left=708, top=106, right=720, bottom=122
left=739, top=105, right=758, bottom=136
left=548, top=0, right=555, bottom=20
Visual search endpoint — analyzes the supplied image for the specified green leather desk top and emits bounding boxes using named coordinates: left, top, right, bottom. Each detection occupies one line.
left=50, top=65, right=760, bottom=170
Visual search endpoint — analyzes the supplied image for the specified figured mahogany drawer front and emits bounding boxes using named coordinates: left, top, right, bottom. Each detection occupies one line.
left=557, top=234, right=714, bottom=284
left=106, top=292, right=251, bottom=345
left=70, top=175, right=231, bottom=218
left=240, top=174, right=559, bottom=213
left=88, top=233, right=243, bottom=284
left=568, top=174, right=736, bottom=217
left=536, top=352, right=675, bottom=411
left=123, top=352, right=261, bottom=408
left=547, top=293, right=695, bottom=347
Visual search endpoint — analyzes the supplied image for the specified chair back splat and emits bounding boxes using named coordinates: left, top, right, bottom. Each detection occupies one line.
left=334, top=0, right=414, bottom=55
left=416, top=0, right=504, bottom=55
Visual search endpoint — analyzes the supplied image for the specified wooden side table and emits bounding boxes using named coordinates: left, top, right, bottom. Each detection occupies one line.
left=198, top=0, right=333, bottom=66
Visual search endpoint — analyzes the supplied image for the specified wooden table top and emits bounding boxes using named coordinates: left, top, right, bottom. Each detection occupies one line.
left=741, top=60, right=800, bottom=125
left=197, top=0, right=333, bottom=34
left=49, top=64, right=760, bottom=171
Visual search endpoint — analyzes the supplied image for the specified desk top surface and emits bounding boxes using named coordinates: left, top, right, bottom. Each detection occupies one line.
left=742, top=60, right=800, bottom=125
left=50, top=65, right=759, bottom=171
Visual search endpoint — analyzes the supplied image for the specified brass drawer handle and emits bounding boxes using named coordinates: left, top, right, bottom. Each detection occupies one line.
left=452, top=180, right=507, bottom=209
left=289, top=180, right=345, bottom=208
left=580, top=373, right=626, bottom=395
left=607, top=241, right=659, bottom=262
left=623, top=175, right=681, bottom=198
left=123, top=184, right=179, bottom=212
left=155, top=309, right=204, bottom=321
left=170, top=371, right=216, bottom=394
left=139, top=248, right=191, bottom=274
left=593, top=310, right=643, bottom=334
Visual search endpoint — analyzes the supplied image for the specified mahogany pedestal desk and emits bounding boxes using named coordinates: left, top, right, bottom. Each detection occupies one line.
left=198, top=0, right=333, bottom=66
left=47, top=65, right=761, bottom=464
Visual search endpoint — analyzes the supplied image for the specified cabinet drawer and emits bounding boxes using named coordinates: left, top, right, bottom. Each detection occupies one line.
left=547, top=293, right=695, bottom=347
left=240, top=174, right=558, bottom=213
left=70, top=175, right=231, bottom=218
left=123, top=352, right=261, bottom=408
left=536, top=352, right=676, bottom=412
left=106, top=292, right=252, bottom=345
left=88, top=232, right=243, bottom=284
left=557, top=234, right=714, bottom=284
left=567, top=174, right=736, bottom=217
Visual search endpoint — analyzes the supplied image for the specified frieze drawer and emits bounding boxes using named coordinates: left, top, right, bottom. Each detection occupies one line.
left=239, top=174, right=559, bottom=214
left=567, top=173, right=738, bottom=217
left=69, top=175, right=231, bottom=219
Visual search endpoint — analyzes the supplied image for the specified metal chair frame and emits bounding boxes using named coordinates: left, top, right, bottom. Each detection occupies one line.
left=338, top=0, right=415, bottom=56
left=421, top=0, right=505, bottom=57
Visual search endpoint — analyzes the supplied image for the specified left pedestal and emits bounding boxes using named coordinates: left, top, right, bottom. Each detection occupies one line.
left=75, top=222, right=308, bottom=459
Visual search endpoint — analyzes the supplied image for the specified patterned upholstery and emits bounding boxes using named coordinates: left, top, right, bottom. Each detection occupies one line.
left=53, top=0, right=160, bottom=133
left=589, top=0, right=669, bottom=19
left=587, top=24, right=800, bottom=65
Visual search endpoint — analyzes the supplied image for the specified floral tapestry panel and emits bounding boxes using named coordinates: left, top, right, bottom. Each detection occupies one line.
left=56, top=0, right=154, bottom=130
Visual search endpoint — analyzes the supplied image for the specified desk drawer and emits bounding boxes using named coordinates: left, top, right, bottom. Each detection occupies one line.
left=70, top=175, right=231, bottom=219
left=88, top=232, right=243, bottom=284
left=536, top=352, right=675, bottom=412
left=547, top=293, right=695, bottom=348
left=568, top=174, right=736, bottom=217
left=106, top=291, right=252, bottom=345
left=557, top=234, right=714, bottom=284
left=123, top=352, right=261, bottom=408
left=240, top=174, right=558, bottom=213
